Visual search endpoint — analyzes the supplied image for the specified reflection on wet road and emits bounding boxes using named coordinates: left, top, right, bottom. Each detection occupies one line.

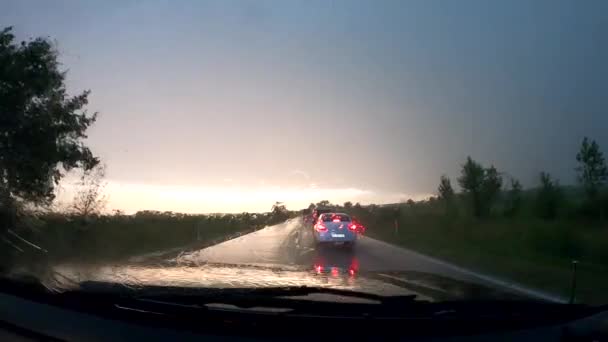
left=55, top=218, right=470, bottom=288
left=48, top=217, right=557, bottom=301
left=175, top=217, right=472, bottom=281
left=175, top=219, right=310, bottom=267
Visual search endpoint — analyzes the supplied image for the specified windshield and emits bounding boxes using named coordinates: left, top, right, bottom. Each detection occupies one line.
left=1, top=1, right=607, bottom=307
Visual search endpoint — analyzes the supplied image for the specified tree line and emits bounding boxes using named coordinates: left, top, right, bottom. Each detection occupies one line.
left=437, top=137, right=608, bottom=220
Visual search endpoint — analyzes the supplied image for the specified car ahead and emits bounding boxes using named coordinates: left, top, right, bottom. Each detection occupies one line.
left=313, top=212, right=358, bottom=248
left=310, top=207, right=332, bottom=226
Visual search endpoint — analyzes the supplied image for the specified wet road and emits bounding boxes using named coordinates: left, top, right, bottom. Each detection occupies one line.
left=51, top=217, right=560, bottom=301
left=176, top=217, right=471, bottom=279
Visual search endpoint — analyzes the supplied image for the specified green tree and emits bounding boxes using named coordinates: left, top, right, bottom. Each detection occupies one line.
left=438, top=175, right=454, bottom=200
left=438, top=175, right=455, bottom=214
left=504, top=178, right=523, bottom=217
left=457, top=157, right=503, bottom=217
left=305, top=202, right=315, bottom=216
left=343, top=201, right=353, bottom=210
left=536, top=172, right=562, bottom=219
left=480, top=166, right=503, bottom=216
left=316, top=200, right=331, bottom=207
left=0, top=27, right=98, bottom=229
left=270, top=201, right=288, bottom=222
left=71, top=164, right=107, bottom=218
left=576, top=137, right=607, bottom=215
left=457, top=157, right=485, bottom=217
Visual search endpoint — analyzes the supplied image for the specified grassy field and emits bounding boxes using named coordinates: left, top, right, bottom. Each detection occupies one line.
left=8, top=211, right=290, bottom=267
left=355, top=207, right=608, bottom=305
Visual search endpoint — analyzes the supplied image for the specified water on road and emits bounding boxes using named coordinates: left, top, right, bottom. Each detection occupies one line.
left=48, top=218, right=556, bottom=301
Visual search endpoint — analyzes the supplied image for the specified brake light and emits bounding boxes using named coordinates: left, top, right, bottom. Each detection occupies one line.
left=315, top=223, right=327, bottom=232
left=332, top=218, right=340, bottom=223
left=348, top=223, right=357, bottom=231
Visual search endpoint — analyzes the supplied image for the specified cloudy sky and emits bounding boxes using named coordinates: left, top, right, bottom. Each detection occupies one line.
left=2, top=0, right=607, bottom=213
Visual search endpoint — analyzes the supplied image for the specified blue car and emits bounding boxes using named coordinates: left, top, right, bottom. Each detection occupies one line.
left=313, top=213, right=358, bottom=248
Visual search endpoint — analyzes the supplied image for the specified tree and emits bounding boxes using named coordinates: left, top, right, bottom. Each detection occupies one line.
left=0, top=27, right=98, bottom=228
left=438, top=175, right=455, bottom=215
left=71, top=164, right=107, bottom=218
left=536, top=172, right=561, bottom=219
left=316, top=200, right=331, bottom=207
left=504, top=178, right=523, bottom=217
left=576, top=137, right=607, bottom=203
left=271, top=201, right=287, bottom=213
left=270, top=201, right=288, bottom=222
left=457, top=157, right=503, bottom=217
left=343, top=201, right=353, bottom=210
left=438, top=175, right=454, bottom=200
left=457, top=157, right=485, bottom=217
left=480, top=165, right=503, bottom=215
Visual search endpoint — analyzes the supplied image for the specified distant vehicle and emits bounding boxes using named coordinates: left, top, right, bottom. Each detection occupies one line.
left=313, top=213, right=358, bottom=248
left=310, top=207, right=332, bottom=226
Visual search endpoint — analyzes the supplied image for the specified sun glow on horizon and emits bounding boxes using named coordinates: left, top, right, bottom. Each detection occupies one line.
left=55, top=180, right=432, bottom=214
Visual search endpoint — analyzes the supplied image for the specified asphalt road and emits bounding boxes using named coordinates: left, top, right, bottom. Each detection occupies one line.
left=170, top=217, right=562, bottom=302
left=177, top=217, right=471, bottom=278
left=51, top=217, right=561, bottom=302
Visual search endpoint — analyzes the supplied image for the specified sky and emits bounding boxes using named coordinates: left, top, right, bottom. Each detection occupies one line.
left=2, top=0, right=607, bottom=213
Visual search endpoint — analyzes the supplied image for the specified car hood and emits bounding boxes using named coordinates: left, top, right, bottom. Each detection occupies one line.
left=42, top=261, right=534, bottom=302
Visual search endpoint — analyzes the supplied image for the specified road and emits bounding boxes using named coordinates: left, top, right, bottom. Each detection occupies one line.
left=171, top=217, right=561, bottom=301
left=177, top=217, right=468, bottom=277
left=52, top=217, right=562, bottom=302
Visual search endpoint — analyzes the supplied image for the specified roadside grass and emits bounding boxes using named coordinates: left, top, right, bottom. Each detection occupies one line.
left=12, top=212, right=288, bottom=266
left=361, top=213, right=608, bottom=305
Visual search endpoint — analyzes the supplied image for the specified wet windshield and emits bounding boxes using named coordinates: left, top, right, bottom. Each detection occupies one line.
left=0, top=1, right=607, bottom=307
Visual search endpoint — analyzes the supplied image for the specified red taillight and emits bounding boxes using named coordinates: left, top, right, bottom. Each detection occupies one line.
left=315, top=265, right=323, bottom=274
left=348, top=223, right=357, bottom=231
left=332, top=218, right=340, bottom=223
left=315, top=223, right=327, bottom=232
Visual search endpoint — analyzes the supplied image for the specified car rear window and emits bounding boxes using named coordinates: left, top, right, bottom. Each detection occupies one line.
left=321, top=214, right=351, bottom=222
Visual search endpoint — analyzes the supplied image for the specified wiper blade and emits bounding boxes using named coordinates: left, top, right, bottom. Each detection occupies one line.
left=76, top=282, right=419, bottom=311
left=145, top=286, right=418, bottom=308
left=224, top=285, right=419, bottom=305
left=79, top=282, right=416, bottom=302
left=127, top=286, right=420, bottom=317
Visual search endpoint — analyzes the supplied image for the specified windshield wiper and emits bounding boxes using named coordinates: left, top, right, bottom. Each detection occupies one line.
left=84, top=282, right=415, bottom=301
left=201, top=285, right=419, bottom=305
left=73, top=282, right=420, bottom=315
left=129, top=287, right=420, bottom=319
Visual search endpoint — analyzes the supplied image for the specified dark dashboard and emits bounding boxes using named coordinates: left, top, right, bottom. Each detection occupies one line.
left=0, top=280, right=607, bottom=341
